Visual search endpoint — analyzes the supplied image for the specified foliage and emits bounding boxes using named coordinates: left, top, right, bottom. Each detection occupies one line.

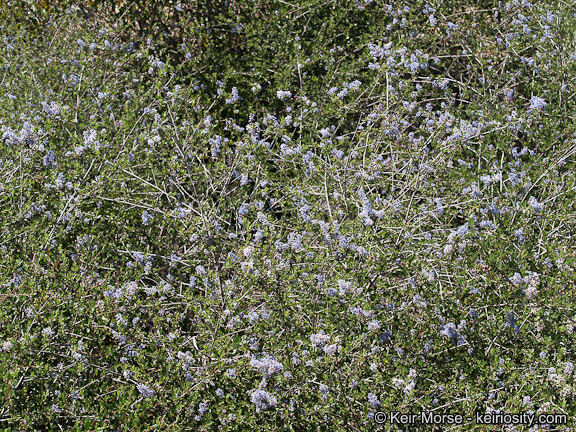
left=1, top=0, right=576, bottom=430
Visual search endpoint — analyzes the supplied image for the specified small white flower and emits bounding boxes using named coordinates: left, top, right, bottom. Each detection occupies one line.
left=323, top=344, right=339, bottom=356
left=2, top=341, right=13, bottom=352
left=136, top=383, right=155, bottom=397
left=310, top=331, right=331, bottom=348
left=367, top=320, right=381, bottom=332
left=276, top=90, right=292, bottom=100
left=243, top=245, right=254, bottom=258
left=42, top=327, right=55, bottom=338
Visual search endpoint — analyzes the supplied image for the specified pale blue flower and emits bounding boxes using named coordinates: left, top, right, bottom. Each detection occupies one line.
left=276, top=90, right=292, bottom=100
left=250, top=389, right=277, bottom=411
left=136, top=384, right=155, bottom=397
left=529, top=96, right=546, bottom=111
left=142, top=210, right=152, bottom=225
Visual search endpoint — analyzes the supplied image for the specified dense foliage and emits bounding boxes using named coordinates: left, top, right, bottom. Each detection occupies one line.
left=1, top=0, right=576, bottom=430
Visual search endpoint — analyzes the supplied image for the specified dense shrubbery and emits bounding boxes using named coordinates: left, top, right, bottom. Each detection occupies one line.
left=1, top=0, right=576, bottom=430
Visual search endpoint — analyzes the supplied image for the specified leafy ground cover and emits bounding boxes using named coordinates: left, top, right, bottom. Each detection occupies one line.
left=1, top=0, right=576, bottom=430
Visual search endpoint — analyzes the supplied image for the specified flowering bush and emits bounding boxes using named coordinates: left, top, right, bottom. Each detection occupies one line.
left=1, top=1, right=576, bottom=430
